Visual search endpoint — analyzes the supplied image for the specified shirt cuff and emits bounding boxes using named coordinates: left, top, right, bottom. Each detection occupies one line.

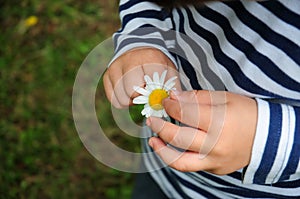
left=243, top=98, right=296, bottom=184
left=108, top=31, right=178, bottom=68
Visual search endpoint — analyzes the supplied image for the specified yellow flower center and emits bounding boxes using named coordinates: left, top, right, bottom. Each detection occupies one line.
left=149, top=89, right=169, bottom=111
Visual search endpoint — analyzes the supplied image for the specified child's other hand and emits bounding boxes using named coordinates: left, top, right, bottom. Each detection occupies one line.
left=147, top=90, right=258, bottom=175
left=103, top=48, right=179, bottom=108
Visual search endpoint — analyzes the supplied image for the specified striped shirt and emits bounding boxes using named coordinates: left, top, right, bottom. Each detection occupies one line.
left=112, top=0, right=300, bottom=198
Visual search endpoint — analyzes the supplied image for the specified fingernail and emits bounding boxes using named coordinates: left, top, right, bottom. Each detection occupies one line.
left=148, top=139, right=154, bottom=148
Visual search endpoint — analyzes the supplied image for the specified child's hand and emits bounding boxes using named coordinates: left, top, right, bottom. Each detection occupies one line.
left=147, top=90, right=258, bottom=175
left=103, top=48, right=180, bottom=108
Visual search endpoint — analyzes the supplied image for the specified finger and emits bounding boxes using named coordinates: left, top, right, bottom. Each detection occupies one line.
left=165, top=91, right=227, bottom=158
left=163, top=97, right=212, bottom=130
left=122, top=65, right=145, bottom=99
left=147, top=117, right=206, bottom=152
left=112, top=78, right=132, bottom=108
left=107, top=65, right=132, bottom=108
left=149, top=137, right=213, bottom=172
left=169, top=90, right=227, bottom=105
left=103, top=71, right=122, bottom=108
left=103, top=71, right=113, bottom=102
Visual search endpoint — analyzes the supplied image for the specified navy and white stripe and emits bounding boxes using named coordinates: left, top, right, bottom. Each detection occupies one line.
left=112, top=0, right=300, bottom=198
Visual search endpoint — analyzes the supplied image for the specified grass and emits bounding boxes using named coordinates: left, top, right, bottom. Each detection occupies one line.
left=0, top=0, right=143, bottom=198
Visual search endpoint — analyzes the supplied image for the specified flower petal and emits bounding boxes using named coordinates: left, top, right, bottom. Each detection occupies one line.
left=146, top=83, right=157, bottom=91
left=133, top=86, right=150, bottom=96
left=133, top=96, right=148, bottom=104
left=160, top=70, right=167, bottom=85
left=152, top=110, right=163, bottom=118
left=162, top=109, right=168, bottom=118
left=142, top=106, right=153, bottom=118
left=153, top=72, right=160, bottom=84
left=164, top=76, right=177, bottom=90
left=164, top=81, right=176, bottom=91
left=141, top=106, right=149, bottom=115
left=144, top=75, right=153, bottom=85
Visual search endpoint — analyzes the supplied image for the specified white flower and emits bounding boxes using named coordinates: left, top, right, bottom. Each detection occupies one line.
left=132, top=70, right=177, bottom=118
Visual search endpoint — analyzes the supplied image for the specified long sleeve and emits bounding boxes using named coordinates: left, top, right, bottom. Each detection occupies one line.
left=110, top=0, right=177, bottom=66
left=243, top=99, right=300, bottom=184
left=110, top=0, right=300, bottom=197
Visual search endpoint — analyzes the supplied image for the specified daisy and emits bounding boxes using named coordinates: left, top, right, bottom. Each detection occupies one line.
left=132, top=70, right=177, bottom=118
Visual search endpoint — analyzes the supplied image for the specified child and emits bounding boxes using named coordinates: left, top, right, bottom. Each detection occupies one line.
left=104, top=0, right=300, bottom=198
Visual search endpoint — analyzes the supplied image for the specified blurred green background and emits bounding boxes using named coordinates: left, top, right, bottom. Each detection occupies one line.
left=0, top=0, right=143, bottom=198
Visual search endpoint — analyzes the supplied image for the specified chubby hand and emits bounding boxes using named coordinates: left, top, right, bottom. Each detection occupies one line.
left=147, top=90, right=258, bottom=175
left=103, top=48, right=180, bottom=108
